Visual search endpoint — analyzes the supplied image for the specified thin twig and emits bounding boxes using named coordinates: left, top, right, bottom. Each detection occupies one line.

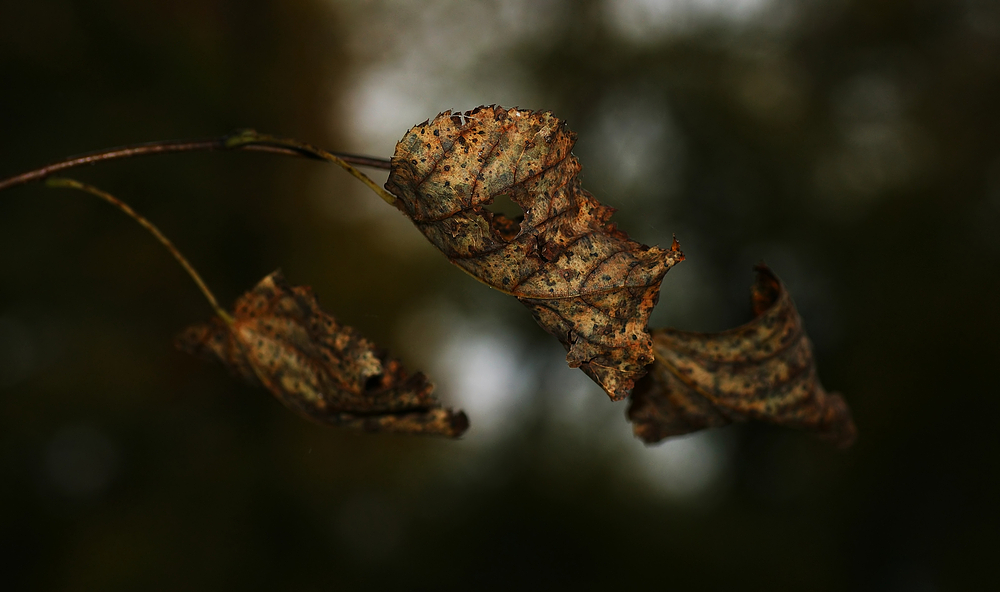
left=222, top=130, right=397, bottom=204
left=0, top=131, right=392, bottom=193
left=45, top=177, right=235, bottom=325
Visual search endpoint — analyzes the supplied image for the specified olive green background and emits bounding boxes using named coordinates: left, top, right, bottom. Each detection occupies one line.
left=1, top=0, right=997, bottom=589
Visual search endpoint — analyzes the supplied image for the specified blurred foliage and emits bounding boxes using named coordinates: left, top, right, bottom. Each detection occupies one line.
left=1, top=0, right=998, bottom=590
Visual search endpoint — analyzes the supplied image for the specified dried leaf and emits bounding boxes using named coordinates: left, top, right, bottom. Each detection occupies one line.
left=175, top=271, right=468, bottom=437
left=385, top=106, right=683, bottom=401
left=627, top=265, right=856, bottom=447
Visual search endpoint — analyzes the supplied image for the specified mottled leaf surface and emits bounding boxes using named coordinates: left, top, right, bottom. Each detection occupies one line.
left=176, top=271, right=468, bottom=437
left=628, top=265, right=856, bottom=447
left=386, top=106, right=683, bottom=400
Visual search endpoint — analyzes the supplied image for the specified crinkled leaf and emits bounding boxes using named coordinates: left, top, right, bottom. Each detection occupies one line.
left=385, top=106, right=683, bottom=401
left=175, top=270, right=468, bottom=437
left=628, top=265, right=856, bottom=447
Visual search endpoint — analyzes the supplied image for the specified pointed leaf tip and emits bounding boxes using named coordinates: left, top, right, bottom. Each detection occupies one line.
left=175, top=270, right=468, bottom=438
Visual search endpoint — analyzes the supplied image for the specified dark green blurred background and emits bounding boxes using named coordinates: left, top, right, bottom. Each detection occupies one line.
left=2, top=0, right=998, bottom=589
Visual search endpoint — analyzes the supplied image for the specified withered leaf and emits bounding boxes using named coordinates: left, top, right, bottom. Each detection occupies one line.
left=627, top=265, right=856, bottom=447
left=385, top=106, right=683, bottom=401
left=175, top=271, right=468, bottom=437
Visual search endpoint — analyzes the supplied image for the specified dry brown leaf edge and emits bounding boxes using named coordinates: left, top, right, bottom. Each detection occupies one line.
left=628, top=264, right=856, bottom=448
left=175, top=270, right=468, bottom=438
left=386, top=105, right=683, bottom=402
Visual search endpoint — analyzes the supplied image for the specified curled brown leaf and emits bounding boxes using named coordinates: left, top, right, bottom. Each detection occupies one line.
left=627, top=265, right=856, bottom=447
left=385, top=106, right=683, bottom=401
left=175, top=271, right=468, bottom=437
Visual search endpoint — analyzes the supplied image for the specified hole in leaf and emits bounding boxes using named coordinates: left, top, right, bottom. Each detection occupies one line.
left=487, top=192, right=523, bottom=219
left=364, top=373, right=383, bottom=392
left=487, top=192, right=524, bottom=241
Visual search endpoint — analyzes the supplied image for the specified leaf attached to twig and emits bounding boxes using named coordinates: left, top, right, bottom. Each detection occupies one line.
left=385, top=106, right=683, bottom=401
left=627, top=265, right=856, bottom=447
left=175, top=271, right=468, bottom=437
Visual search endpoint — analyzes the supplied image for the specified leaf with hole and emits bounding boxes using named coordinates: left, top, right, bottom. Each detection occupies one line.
left=175, top=271, right=468, bottom=437
left=386, top=106, right=684, bottom=401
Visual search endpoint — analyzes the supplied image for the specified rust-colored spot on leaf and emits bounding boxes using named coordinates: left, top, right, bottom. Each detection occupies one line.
left=627, top=265, right=856, bottom=447
left=386, top=106, right=683, bottom=400
left=175, top=271, right=468, bottom=437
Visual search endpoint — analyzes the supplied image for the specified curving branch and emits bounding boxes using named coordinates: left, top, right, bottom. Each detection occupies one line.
left=0, top=131, right=391, bottom=193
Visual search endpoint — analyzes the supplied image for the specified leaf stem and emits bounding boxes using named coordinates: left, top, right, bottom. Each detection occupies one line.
left=45, top=177, right=234, bottom=325
left=221, top=130, right=397, bottom=204
left=0, top=130, right=392, bottom=193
